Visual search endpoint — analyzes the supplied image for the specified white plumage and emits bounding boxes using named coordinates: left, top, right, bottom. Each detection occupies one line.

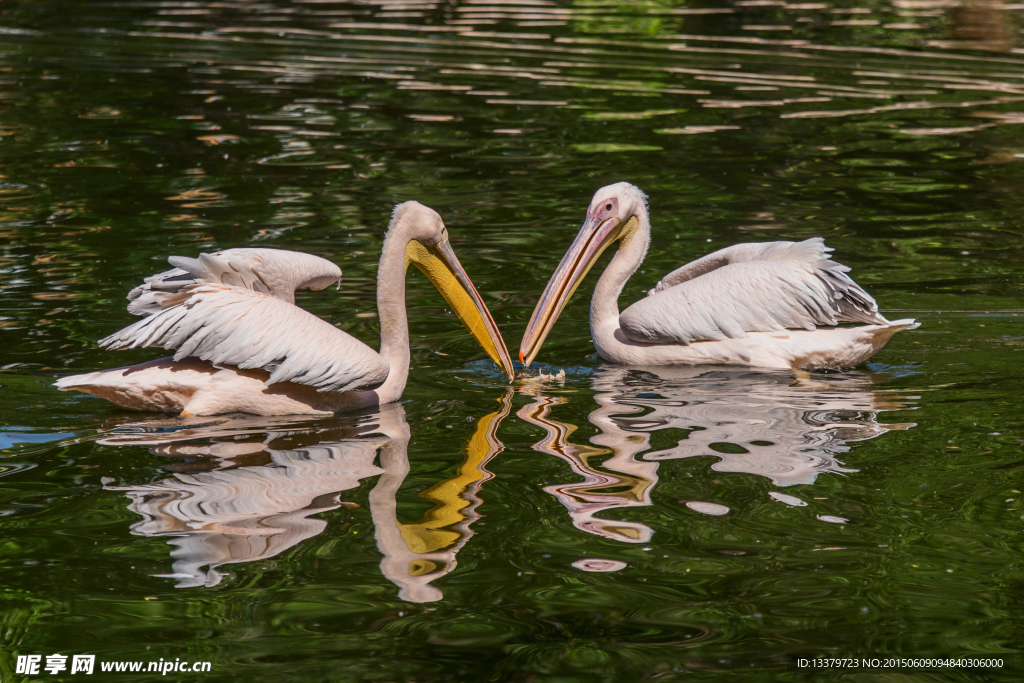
left=127, top=247, right=342, bottom=315
left=620, top=238, right=884, bottom=345
left=103, top=283, right=389, bottom=393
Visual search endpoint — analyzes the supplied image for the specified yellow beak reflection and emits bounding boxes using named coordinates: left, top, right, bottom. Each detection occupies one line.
left=407, top=239, right=515, bottom=380
left=398, top=389, right=512, bottom=555
left=373, top=391, right=513, bottom=603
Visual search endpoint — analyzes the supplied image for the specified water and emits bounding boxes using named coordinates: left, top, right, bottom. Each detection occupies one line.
left=1, top=0, right=1023, bottom=679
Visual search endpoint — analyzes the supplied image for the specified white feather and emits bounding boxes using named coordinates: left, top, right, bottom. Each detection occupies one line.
left=621, top=239, right=887, bottom=346
left=102, top=284, right=389, bottom=393
left=127, top=248, right=341, bottom=316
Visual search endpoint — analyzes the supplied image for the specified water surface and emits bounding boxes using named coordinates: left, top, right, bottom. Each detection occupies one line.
left=1, top=0, right=1023, bottom=679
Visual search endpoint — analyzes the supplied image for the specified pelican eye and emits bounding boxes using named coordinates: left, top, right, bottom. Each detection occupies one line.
left=604, top=203, right=613, bottom=211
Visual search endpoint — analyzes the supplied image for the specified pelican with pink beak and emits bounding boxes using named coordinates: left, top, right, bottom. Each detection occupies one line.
left=520, top=182, right=917, bottom=370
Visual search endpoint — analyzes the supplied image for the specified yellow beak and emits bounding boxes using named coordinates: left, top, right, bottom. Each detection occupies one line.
left=519, top=214, right=637, bottom=367
left=407, top=239, right=515, bottom=380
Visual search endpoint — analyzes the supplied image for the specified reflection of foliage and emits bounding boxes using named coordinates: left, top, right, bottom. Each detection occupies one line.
left=570, top=0, right=671, bottom=37
left=0, top=594, right=54, bottom=679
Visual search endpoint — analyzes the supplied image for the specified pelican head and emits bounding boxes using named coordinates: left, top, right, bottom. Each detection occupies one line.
left=393, top=201, right=515, bottom=380
left=519, top=182, right=648, bottom=367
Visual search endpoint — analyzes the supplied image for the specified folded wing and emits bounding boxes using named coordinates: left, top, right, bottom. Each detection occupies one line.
left=128, top=248, right=342, bottom=316
left=102, top=284, right=390, bottom=393
left=620, top=238, right=887, bottom=345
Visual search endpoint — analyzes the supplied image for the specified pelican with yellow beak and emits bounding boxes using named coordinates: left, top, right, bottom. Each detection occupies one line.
left=520, top=182, right=917, bottom=370
left=57, top=201, right=514, bottom=415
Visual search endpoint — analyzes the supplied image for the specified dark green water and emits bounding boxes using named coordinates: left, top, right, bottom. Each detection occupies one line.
left=2, top=0, right=1024, bottom=680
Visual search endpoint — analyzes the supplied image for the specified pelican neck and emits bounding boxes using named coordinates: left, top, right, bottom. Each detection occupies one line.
left=590, top=211, right=651, bottom=333
left=373, top=228, right=414, bottom=404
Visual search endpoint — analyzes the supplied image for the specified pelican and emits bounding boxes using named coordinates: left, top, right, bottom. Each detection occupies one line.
left=57, top=202, right=514, bottom=416
left=520, top=182, right=919, bottom=370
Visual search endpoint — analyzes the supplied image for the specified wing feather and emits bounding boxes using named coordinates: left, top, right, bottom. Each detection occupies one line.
left=127, top=248, right=342, bottom=316
left=621, top=240, right=887, bottom=346
left=102, top=284, right=390, bottom=393
left=648, top=238, right=835, bottom=294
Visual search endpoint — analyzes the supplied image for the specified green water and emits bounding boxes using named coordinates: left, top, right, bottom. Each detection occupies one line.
left=2, top=0, right=1024, bottom=680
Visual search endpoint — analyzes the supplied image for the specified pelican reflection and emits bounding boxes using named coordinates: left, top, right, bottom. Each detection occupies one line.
left=517, top=393, right=658, bottom=544
left=518, top=366, right=915, bottom=542
left=101, top=393, right=512, bottom=601
left=372, top=392, right=511, bottom=602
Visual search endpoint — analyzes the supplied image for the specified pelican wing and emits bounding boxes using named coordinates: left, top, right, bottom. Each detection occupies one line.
left=101, top=284, right=390, bottom=393
left=127, top=248, right=342, bottom=316
left=620, top=239, right=886, bottom=345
